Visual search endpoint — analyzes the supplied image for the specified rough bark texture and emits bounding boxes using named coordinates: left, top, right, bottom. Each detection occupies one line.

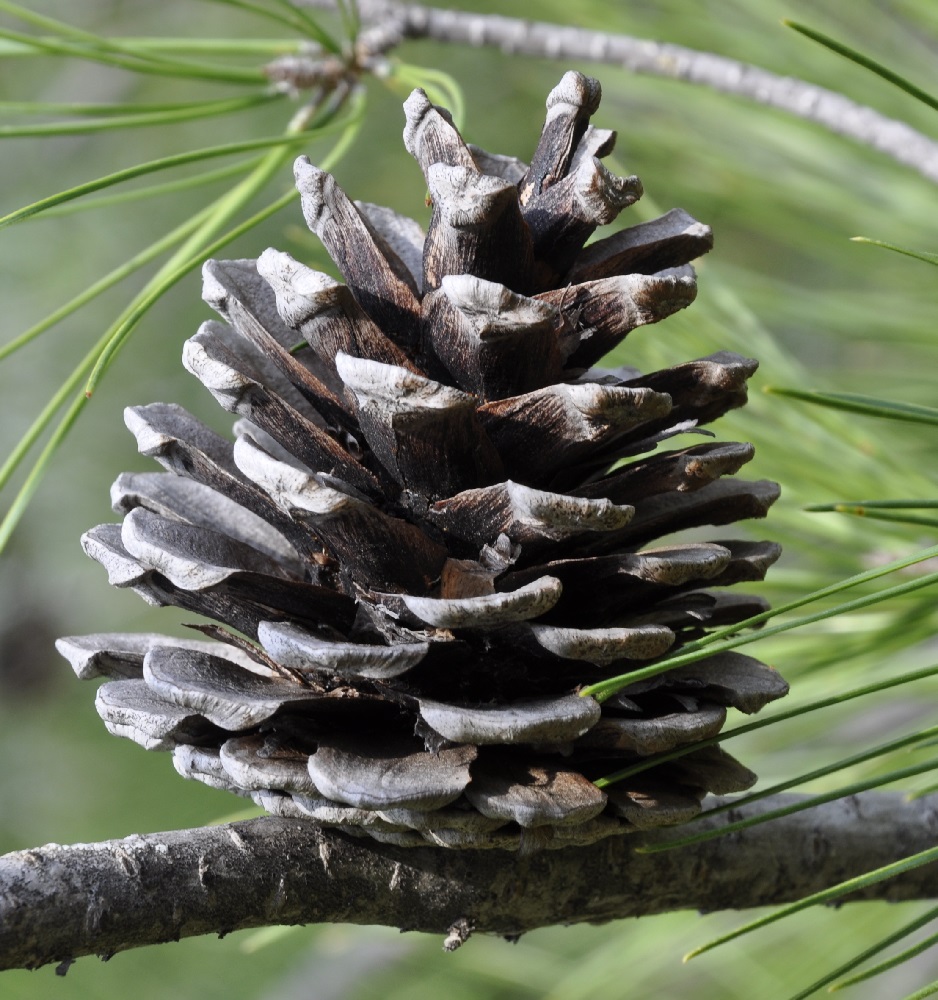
left=3, top=792, right=938, bottom=971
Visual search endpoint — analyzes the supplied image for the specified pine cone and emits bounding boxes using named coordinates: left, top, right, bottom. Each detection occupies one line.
left=59, top=73, right=787, bottom=850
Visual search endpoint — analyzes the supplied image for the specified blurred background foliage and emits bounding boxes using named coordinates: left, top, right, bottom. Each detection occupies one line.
left=2, top=0, right=938, bottom=997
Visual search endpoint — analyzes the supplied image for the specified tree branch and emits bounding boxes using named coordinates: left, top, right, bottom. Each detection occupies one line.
left=3, top=792, right=938, bottom=970
left=303, top=0, right=938, bottom=186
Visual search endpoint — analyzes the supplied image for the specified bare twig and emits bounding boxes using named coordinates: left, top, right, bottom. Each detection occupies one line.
left=301, top=0, right=938, bottom=185
left=3, top=792, right=938, bottom=970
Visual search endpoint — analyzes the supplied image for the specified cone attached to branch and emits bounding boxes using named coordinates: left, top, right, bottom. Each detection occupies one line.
left=60, top=72, right=786, bottom=850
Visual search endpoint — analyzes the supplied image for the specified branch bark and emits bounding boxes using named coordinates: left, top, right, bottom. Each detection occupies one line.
left=3, top=792, right=938, bottom=971
left=301, top=0, right=938, bottom=186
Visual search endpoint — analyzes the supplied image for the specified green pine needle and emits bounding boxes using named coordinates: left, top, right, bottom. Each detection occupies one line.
left=198, top=0, right=343, bottom=52
left=68, top=37, right=303, bottom=57
left=806, top=500, right=938, bottom=511
left=391, top=62, right=467, bottom=131
left=0, top=24, right=268, bottom=84
left=907, top=780, right=938, bottom=799
left=830, top=921, right=938, bottom=992
left=764, top=386, right=938, bottom=426
left=783, top=20, right=938, bottom=112
left=593, top=662, right=938, bottom=789
left=639, top=757, right=938, bottom=857
left=850, top=236, right=938, bottom=266
left=0, top=92, right=282, bottom=138
left=35, top=158, right=261, bottom=220
left=272, top=0, right=349, bottom=49
left=335, top=0, right=362, bottom=40
left=0, top=98, right=266, bottom=116
left=0, top=37, right=296, bottom=57
left=0, top=121, right=356, bottom=231
left=684, top=724, right=938, bottom=822
left=81, top=180, right=297, bottom=400
left=902, top=979, right=938, bottom=1000
left=806, top=506, right=938, bottom=529
left=684, top=843, right=938, bottom=961
left=781, top=905, right=938, bottom=999
left=0, top=199, right=220, bottom=363
left=581, top=544, right=938, bottom=702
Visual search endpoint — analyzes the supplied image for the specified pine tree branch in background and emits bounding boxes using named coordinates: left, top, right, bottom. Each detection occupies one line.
left=3, top=792, right=938, bottom=971
left=302, top=0, right=938, bottom=185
